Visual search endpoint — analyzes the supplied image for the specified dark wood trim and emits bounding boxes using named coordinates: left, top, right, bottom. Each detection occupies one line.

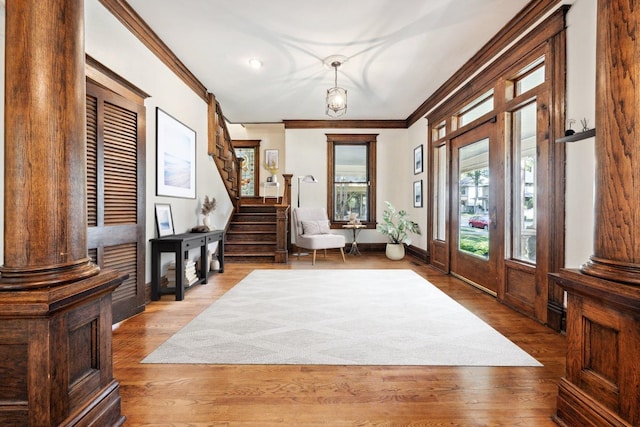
left=409, top=2, right=567, bottom=126
left=406, top=244, right=429, bottom=264
left=98, top=0, right=209, bottom=102
left=284, top=120, right=407, bottom=129
left=85, top=54, right=150, bottom=103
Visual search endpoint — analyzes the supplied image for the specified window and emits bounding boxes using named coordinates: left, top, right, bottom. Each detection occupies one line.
left=432, top=144, right=447, bottom=241
left=454, top=90, right=494, bottom=129
left=233, top=140, right=260, bottom=197
left=327, top=134, right=377, bottom=225
left=510, top=102, right=537, bottom=263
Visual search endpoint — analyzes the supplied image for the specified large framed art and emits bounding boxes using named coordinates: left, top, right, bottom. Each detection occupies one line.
left=156, top=108, right=197, bottom=198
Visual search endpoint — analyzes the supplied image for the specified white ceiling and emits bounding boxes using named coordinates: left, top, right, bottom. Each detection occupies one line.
left=126, top=0, right=530, bottom=123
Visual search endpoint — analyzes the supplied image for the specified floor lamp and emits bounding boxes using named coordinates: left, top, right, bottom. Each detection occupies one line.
left=297, top=175, right=318, bottom=207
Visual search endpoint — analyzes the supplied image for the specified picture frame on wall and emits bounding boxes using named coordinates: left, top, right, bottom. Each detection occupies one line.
left=154, top=203, right=175, bottom=237
left=156, top=107, right=197, bottom=198
left=265, top=149, right=279, bottom=171
left=414, top=144, right=423, bottom=174
left=413, top=180, right=423, bottom=208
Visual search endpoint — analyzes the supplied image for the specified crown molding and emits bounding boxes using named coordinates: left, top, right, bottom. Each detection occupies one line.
left=283, top=120, right=407, bottom=129
left=98, top=0, right=209, bottom=103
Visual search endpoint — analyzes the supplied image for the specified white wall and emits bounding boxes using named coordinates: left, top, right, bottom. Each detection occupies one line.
left=407, top=118, right=429, bottom=250
left=564, top=0, right=597, bottom=267
left=284, top=127, right=413, bottom=245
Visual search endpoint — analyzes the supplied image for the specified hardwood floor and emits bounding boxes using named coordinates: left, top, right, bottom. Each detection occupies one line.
left=112, top=253, right=566, bottom=426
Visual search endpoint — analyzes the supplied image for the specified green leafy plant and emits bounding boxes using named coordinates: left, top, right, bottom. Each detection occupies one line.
left=377, top=201, right=421, bottom=245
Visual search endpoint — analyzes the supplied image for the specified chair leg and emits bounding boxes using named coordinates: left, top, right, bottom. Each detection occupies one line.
left=340, top=247, right=346, bottom=263
left=312, top=250, right=317, bottom=265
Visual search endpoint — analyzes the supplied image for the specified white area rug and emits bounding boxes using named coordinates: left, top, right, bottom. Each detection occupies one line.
left=142, top=269, right=541, bottom=366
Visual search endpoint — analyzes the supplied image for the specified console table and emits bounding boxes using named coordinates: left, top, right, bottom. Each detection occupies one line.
left=150, top=230, right=224, bottom=301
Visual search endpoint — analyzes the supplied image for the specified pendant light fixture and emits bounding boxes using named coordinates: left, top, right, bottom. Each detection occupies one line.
left=325, top=59, right=347, bottom=117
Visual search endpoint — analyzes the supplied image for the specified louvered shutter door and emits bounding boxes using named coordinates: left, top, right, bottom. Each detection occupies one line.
left=86, top=81, right=145, bottom=324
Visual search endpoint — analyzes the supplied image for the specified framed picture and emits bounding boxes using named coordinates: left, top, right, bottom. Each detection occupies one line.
left=265, top=149, right=279, bottom=171
left=413, top=180, right=423, bottom=208
left=156, top=108, right=197, bottom=198
left=155, top=203, right=175, bottom=237
left=414, top=144, right=423, bottom=174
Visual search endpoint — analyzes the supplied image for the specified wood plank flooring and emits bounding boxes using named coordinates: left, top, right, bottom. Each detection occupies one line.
left=112, top=253, right=566, bottom=426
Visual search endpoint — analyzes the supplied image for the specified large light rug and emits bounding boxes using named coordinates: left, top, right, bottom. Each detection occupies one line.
left=142, top=269, right=541, bottom=366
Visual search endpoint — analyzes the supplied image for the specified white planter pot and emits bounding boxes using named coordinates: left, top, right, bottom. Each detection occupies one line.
left=385, top=243, right=405, bottom=260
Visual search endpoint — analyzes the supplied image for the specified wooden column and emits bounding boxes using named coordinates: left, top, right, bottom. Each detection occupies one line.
left=0, top=0, right=126, bottom=425
left=554, top=1, right=640, bottom=425
left=0, top=0, right=99, bottom=288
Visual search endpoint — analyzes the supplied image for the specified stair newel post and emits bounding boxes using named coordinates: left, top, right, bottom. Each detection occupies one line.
left=282, top=174, right=293, bottom=254
left=235, top=156, right=244, bottom=210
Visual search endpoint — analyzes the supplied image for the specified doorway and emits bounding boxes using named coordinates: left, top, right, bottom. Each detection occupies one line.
left=450, top=121, right=502, bottom=294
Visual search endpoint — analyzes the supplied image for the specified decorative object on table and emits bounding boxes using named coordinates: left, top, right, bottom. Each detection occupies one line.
left=297, top=175, right=318, bottom=207
left=155, top=108, right=196, bottom=198
left=200, top=195, right=217, bottom=230
left=580, top=117, right=590, bottom=132
left=565, top=118, right=576, bottom=136
left=348, top=212, right=360, bottom=224
left=414, top=144, right=423, bottom=174
left=377, top=201, right=421, bottom=260
left=154, top=203, right=174, bottom=237
left=264, top=149, right=279, bottom=182
left=413, top=180, right=423, bottom=208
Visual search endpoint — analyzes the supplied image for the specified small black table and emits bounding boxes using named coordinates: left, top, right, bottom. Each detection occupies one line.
left=150, top=230, right=224, bottom=301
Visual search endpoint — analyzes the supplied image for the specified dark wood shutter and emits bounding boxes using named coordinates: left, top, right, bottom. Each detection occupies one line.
left=86, top=81, right=146, bottom=324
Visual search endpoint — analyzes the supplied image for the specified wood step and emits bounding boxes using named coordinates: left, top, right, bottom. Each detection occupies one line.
left=229, top=222, right=277, bottom=232
left=232, top=213, right=276, bottom=223
left=225, top=242, right=277, bottom=253
left=226, top=231, right=276, bottom=242
left=224, top=253, right=275, bottom=263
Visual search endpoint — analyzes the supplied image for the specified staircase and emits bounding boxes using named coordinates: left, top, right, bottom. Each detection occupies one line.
left=205, top=95, right=291, bottom=263
left=225, top=203, right=279, bottom=263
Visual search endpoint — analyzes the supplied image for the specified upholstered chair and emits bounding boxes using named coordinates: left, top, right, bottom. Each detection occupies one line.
left=292, top=207, right=346, bottom=265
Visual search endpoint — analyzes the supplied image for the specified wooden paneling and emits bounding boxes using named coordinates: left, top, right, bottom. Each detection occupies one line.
left=554, top=269, right=640, bottom=426
left=86, top=79, right=146, bottom=324
left=504, top=262, right=536, bottom=317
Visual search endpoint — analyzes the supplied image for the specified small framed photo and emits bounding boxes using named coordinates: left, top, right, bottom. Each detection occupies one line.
left=155, top=203, right=175, bottom=237
left=414, top=144, right=423, bottom=174
left=266, top=176, right=273, bottom=183
left=265, top=149, right=279, bottom=171
left=413, top=180, right=423, bottom=208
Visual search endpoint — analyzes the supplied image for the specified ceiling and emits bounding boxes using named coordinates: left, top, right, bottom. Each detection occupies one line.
left=126, top=0, right=531, bottom=124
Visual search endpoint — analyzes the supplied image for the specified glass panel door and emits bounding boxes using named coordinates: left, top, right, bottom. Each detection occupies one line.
left=450, top=121, right=501, bottom=294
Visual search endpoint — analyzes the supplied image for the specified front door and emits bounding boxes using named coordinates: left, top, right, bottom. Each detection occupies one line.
left=450, top=121, right=502, bottom=294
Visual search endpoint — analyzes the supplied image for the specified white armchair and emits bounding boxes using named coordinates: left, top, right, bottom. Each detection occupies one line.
left=292, top=207, right=346, bottom=265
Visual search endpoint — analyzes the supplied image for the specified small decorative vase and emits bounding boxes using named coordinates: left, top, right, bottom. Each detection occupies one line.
left=385, top=243, right=405, bottom=260
left=203, top=215, right=211, bottom=230
left=271, top=174, right=278, bottom=183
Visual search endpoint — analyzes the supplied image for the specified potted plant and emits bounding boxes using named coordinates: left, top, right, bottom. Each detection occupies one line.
left=377, top=201, right=421, bottom=260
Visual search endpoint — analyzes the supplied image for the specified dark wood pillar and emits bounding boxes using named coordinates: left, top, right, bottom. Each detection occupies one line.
left=553, top=1, right=640, bottom=425
left=0, top=0, right=126, bottom=425
left=0, top=0, right=99, bottom=288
